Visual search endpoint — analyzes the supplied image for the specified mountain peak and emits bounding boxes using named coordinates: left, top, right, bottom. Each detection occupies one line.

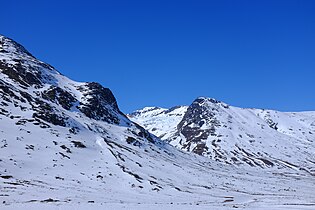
left=0, top=35, right=34, bottom=58
left=130, top=95, right=315, bottom=168
left=192, top=96, right=229, bottom=109
left=0, top=35, right=59, bottom=89
left=0, top=35, right=134, bottom=127
left=128, top=106, right=165, bottom=118
left=194, top=96, right=220, bottom=103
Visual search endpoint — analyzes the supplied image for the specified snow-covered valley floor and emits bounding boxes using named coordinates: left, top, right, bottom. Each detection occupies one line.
left=1, top=114, right=314, bottom=210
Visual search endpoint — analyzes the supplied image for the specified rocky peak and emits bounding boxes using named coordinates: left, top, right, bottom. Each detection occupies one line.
left=0, top=35, right=35, bottom=58
left=85, top=82, right=119, bottom=110
left=193, top=97, right=229, bottom=109
left=0, top=35, right=129, bottom=127
left=0, top=35, right=58, bottom=89
left=174, top=97, right=222, bottom=155
left=179, top=97, right=226, bottom=128
left=77, top=82, right=124, bottom=124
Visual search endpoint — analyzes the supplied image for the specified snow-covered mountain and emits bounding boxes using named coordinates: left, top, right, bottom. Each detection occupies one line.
left=129, top=97, right=315, bottom=171
left=1, top=35, right=315, bottom=210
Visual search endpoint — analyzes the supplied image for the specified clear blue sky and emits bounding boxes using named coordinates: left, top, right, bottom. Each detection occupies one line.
left=1, top=0, right=314, bottom=113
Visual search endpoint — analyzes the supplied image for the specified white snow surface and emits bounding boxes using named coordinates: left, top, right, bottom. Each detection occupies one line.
left=0, top=35, right=315, bottom=209
left=129, top=100, right=315, bottom=171
left=128, top=106, right=188, bottom=140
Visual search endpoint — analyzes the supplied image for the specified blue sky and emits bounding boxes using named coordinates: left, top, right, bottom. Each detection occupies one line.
left=1, top=0, right=314, bottom=113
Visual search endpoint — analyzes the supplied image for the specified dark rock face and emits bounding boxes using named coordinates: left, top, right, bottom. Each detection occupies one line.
left=32, top=99, right=68, bottom=127
left=42, top=86, right=77, bottom=110
left=0, top=80, right=25, bottom=104
left=266, top=118, right=278, bottom=130
left=0, top=60, right=43, bottom=88
left=0, top=34, right=159, bottom=151
left=175, top=98, right=222, bottom=155
left=0, top=35, right=127, bottom=127
left=0, top=79, right=68, bottom=127
left=0, top=36, right=58, bottom=89
left=78, top=82, right=121, bottom=124
left=134, top=124, right=155, bottom=143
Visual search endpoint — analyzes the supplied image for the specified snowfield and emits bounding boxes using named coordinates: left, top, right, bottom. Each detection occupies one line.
left=129, top=98, right=315, bottom=172
left=0, top=35, right=315, bottom=210
left=1, top=113, right=315, bottom=210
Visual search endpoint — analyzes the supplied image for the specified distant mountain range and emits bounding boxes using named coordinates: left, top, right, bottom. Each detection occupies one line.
left=129, top=97, right=315, bottom=171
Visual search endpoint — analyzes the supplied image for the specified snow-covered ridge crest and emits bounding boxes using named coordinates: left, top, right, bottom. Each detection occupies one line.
left=129, top=105, right=188, bottom=140
left=0, top=35, right=134, bottom=127
left=129, top=96, right=315, bottom=172
left=0, top=35, right=36, bottom=59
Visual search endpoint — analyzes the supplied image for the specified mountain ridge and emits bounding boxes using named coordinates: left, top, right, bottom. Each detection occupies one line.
left=129, top=97, right=315, bottom=172
left=1, top=34, right=315, bottom=209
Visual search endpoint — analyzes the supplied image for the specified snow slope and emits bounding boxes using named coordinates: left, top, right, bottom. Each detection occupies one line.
left=1, top=35, right=315, bottom=209
left=2, top=108, right=315, bottom=210
left=129, top=98, right=315, bottom=172
left=128, top=106, right=188, bottom=140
